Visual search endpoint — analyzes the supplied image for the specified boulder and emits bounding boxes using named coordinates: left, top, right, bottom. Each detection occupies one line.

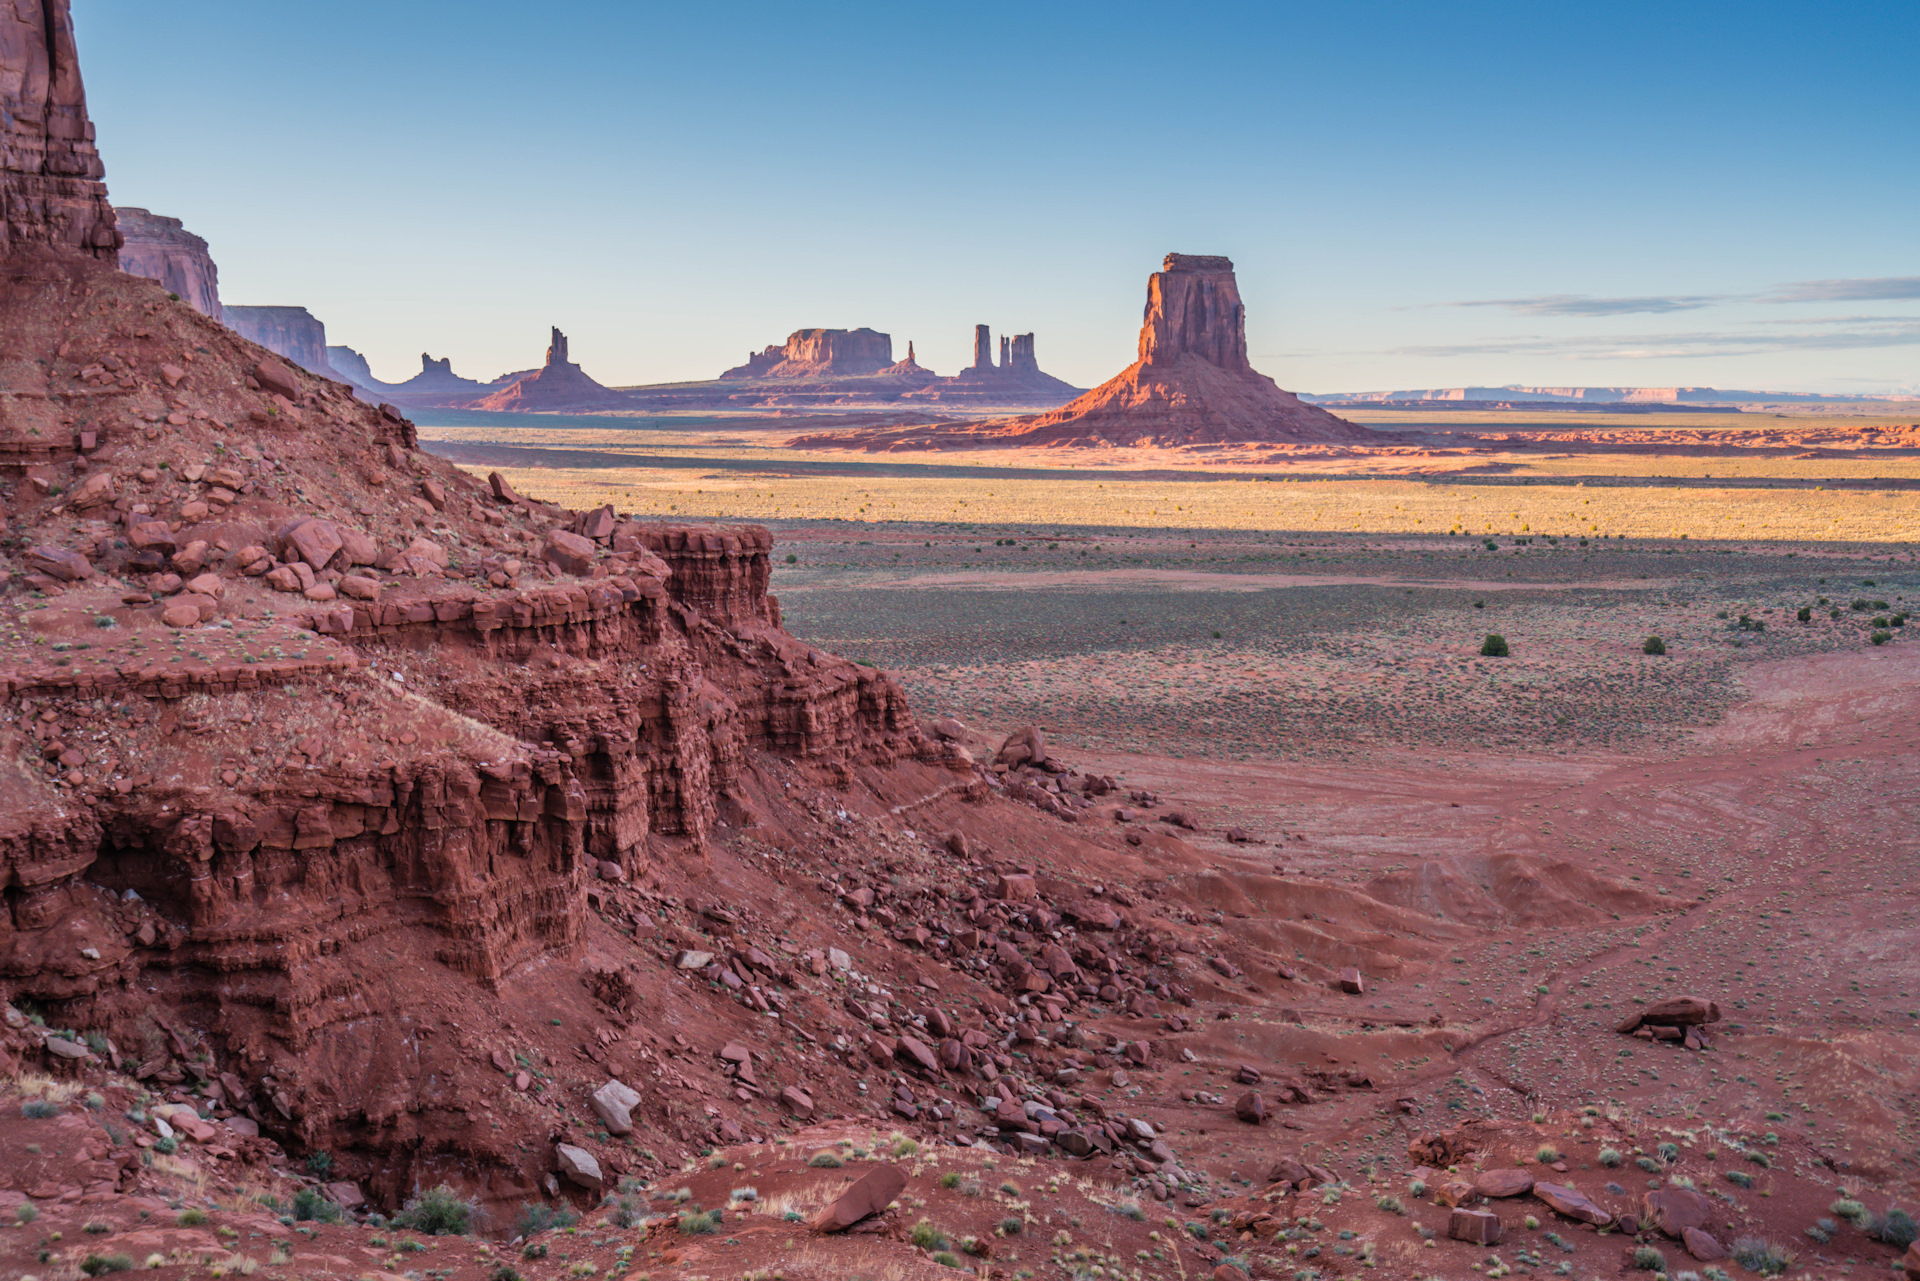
left=589, top=1079, right=642, bottom=1135
left=324, top=1182, right=365, bottom=1210
left=125, top=520, right=175, bottom=554
left=339, top=528, right=379, bottom=565
left=1615, top=996, right=1721, bottom=1034
left=1234, top=1091, right=1266, bottom=1124
left=1435, top=1179, right=1480, bottom=1208
left=1338, top=967, right=1364, bottom=995
left=812, top=1163, right=907, bottom=1232
left=1533, top=1181, right=1611, bottom=1226
left=279, top=518, right=344, bottom=570
left=26, top=546, right=91, bottom=581
left=1448, top=1208, right=1502, bottom=1245
left=253, top=358, right=301, bottom=399
left=779, top=1085, right=814, bottom=1117
left=1903, top=1240, right=1920, bottom=1281
left=995, top=873, right=1039, bottom=902
left=1642, top=1187, right=1714, bottom=1239
left=542, top=529, right=597, bottom=575
left=556, top=1143, right=602, bottom=1190
left=1684, top=1226, right=1727, bottom=1262
left=996, top=725, right=1047, bottom=767
left=1475, top=1168, right=1535, bottom=1199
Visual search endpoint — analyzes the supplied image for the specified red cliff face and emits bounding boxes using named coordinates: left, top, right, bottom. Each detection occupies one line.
left=0, top=0, right=119, bottom=260
left=114, top=207, right=222, bottom=318
left=1138, top=253, right=1250, bottom=372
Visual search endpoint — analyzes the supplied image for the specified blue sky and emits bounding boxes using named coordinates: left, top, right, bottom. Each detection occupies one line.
left=79, top=1, right=1919, bottom=394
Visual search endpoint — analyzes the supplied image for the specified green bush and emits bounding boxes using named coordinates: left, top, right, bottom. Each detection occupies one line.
left=677, top=1208, right=720, bottom=1235
left=1598, top=1148, right=1623, bottom=1168
left=1000, top=1216, right=1024, bottom=1236
left=21, top=1099, right=58, bottom=1119
left=152, top=1135, right=177, bottom=1155
left=931, top=1251, right=963, bottom=1268
left=1726, top=1170, right=1754, bottom=1188
left=81, top=1255, right=135, bottom=1276
left=1869, top=1208, right=1918, bottom=1247
left=176, top=1208, right=207, bottom=1226
left=292, top=1187, right=342, bottom=1223
left=1481, top=634, right=1509, bottom=657
left=937, top=1171, right=961, bottom=1189
left=1375, top=1196, right=1405, bottom=1215
left=1797, top=606, right=1812, bottom=622
left=515, top=1203, right=578, bottom=1236
left=1642, top=635, right=1666, bottom=655
left=393, top=1185, right=476, bottom=1236
left=1730, top=1236, right=1793, bottom=1276
left=807, top=1151, right=844, bottom=1168
left=1871, top=629, right=1892, bottom=645
left=911, top=1220, right=950, bottom=1251
left=1635, top=1156, right=1662, bottom=1174
left=1830, top=1198, right=1869, bottom=1227
left=1631, top=1244, right=1666, bottom=1271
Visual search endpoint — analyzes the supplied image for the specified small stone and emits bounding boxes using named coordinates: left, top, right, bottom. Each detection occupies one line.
left=1448, top=1208, right=1502, bottom=1245
left=1338, top=967, right=1364, bottom=994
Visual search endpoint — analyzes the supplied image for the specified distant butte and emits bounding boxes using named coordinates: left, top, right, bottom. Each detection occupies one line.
left=789, top=254, right=1370, bottom=449
left=474, top=327, right=632, bottom=411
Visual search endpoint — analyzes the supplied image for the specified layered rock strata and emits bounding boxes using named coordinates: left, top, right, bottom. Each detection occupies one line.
left=223, top=305, right=354, bottom=384
left=0, top=0, right=119, bottom=260
left=114, top=207, right=221, bottom=317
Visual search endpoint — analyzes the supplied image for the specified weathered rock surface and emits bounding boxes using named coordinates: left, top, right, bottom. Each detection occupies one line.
left=224, top=305, right=354, bottom=384
left=1616, top=996, right=1720, bottom=1033
left=1474, top=1168, right=1535, bottom=1198
left=1533, top=1180, right=1611, bottom=1225
left=898, top=324, right=1080, bottom=405
left=1448, top=1208, right=1502, bottom=1244
left=114, top=207, right=220, bottom=317
left=812, top=1163, right=907, bottom=1231
left=0, top=0, right=119, bottom=260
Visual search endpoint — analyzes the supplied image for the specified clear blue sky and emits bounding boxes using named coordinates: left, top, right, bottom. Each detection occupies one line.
left=79, top=1, right=1919, bottom=394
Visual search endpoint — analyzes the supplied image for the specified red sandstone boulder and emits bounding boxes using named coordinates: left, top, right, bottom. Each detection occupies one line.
left=812, top=1163, right=907, bottom=1232
left=278, top=518, right=344, bottom=569
left=26, top=546, right=91, bottom=581
left=1234, top=1091, right=1266, bottom=1123
left=1684, top=1226, right=1728, bottom=1261
left=543, top=529, right=597, bottom=575
left=1642, top=1187, right=1714, bottom=1238
left=253, top=358, right=300, bottom=399
left=1475, top=1169, right=1535, bottom=1199
left=1533, top=1181, right=1611, bottom=1225
left=996, top=726, right=1047, bottom=767
left=1448, top=1208, right=1501, bottom=1244
left=1616, top=997, right=1720, bottom=1034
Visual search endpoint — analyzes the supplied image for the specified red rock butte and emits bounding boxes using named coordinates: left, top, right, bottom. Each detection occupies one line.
left=474, top=327, right=632, bottom=411
left=985, top=253, right=1371, bottom=447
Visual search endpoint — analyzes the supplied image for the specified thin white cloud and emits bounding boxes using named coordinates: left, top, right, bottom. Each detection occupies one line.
left=1394, top=316, right=1920, bottom=360
left=1445, top=294, right=1725, bottom=317
left=1765, top=276, right=1920, bottom=303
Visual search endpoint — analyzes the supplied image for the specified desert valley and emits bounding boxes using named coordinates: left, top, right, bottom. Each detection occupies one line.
left=1, top=6, right=1917, bottom=1281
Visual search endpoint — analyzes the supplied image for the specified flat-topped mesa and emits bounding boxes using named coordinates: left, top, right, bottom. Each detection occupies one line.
left=114, top=207, right=221, bottom=317
left=0, top=0, right=120, bottom=260
left=721, top=327, right=894, bottom=379
left=1142, top=253, right=1251, bottom=373
left=1008, top=332, right=1039, bottom=374
left=223, top=306, right=353, bottom=383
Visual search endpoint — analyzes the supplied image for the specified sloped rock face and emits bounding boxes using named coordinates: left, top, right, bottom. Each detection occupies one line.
left=1138, top=253, right=1250, bottom=371
left=475, top=327, right=631, bottom=410
left=0, top=248, right=927, bottom=1188
left=721, top=327, right=893, bottom=379
left=224, top=305, right=351, bottom=382
left=114, top=207, right=221, bottom=317
left=0, top=0, right=119, bottom=260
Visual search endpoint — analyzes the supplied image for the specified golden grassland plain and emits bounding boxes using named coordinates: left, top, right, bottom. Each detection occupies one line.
left=418, top=407, right=1920, bottom=544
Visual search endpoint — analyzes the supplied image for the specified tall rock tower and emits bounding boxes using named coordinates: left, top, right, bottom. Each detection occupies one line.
left=0, top=0, right=120, bottom=260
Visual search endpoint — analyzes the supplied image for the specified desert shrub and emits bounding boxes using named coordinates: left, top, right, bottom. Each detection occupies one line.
left=1635, top=1156, right=1662, bottom=1173
left=1598, top=1148, right=1623, bottom=1168
left=1830, top=1197, right=1869, bottom=1227
left=1643, top=636, right=1666, bottom=655
left=1730, top=1237, right=1793, bottom=1275
left=16, top=1202, right=37, bottom=1225
left=81, top=1255, right=135, bottom=1276
left=1481, top=634, right=1509, bottom=657
left=784, top=554, right=797, bottom=564
left=1657, top=1142, right=1680, bottom=1163
left=393, top=1184, right=475, bottom=1236
left=85, top=1219, right=112, bottom=1233
left=1631, top=1244, right=1666, bottom=1271
left=607, top=1196, right=642, bottom=1228
left=152, top=1135, right=177, bottom=1155
left=729, top=1186, right=758, bottom=1203
left=1216, top=1256, right=1250, bottom=1276
left=1805, top=1221, right=1833, bottom=1244
left=807, top=1151, right=843, bottom=1168
left=937, top=1171, right=961, bottom=1189
left=1831, top=607, right=1843, bottom=618
left=1524, top=1215, right=1540, bottom=1230
left=491, top=1267, right=524, bottom=1281
left=176, top=1208, right=207, bottom=1226
left=1726, top=1169, right=1754, bottom=1188
left=292, top=1187, right=341, bottom=1223
left=515, top=1203, right=578, bottom=1236
left=1797, top=606, right=1812, bottom=622
left=910, top=1220, right=950, bottom=1251
left=1407, top=1179, right=1427, bottom=1197
left=21, top=1099, right=58, bottom=1119
left=1375, top=1196, right=1404, bottom=1215
left=890, top=1136, right=920, bottom=1157
left=1869, top=1208, right=1918, bottom=1247
left=1872, top=629, right=1892, bottom=645
left=1000, top=1215, right=1023, bottom=1235
left=1536, top=1144, right=1560, bottom=1162
left=522, top=1243, right=548, bottom=1260
left=306, top=1151, right=333, bottom=1177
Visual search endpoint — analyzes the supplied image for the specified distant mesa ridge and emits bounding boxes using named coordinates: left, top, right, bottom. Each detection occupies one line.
left=114, top=206, right=220, bottom=319
left=472, top=326, right=631, bottom=411
left=721, top=327, right=895, bottom=379
left=1307, top=385, right=1911, bottom=406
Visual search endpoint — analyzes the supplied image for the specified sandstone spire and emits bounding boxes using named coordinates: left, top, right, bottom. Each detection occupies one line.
left=946, top=253, right=1370, bottom=447
left=972, top=324, right=994, bottom=372
left=547, top=327, right=570, bottom=366
left=0, top=0, right=120, bottom=260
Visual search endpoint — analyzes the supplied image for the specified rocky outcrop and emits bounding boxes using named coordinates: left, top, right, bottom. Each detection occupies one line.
left=114, top=207, right=220, bottom=317
left=784, top=261, right=1367, bottom=448
left=223, top=306, right=354, bottom=384
left=721, top=328, right=895, bottom=379
left=971, top=254, right=1370, bottom=446
left=902, top=323, right=1079, bottom=405
left=878, top=341, right=931, bottom=378
left=330, top=349, right=493, bottom=403
left=473, top=328, right=631, bottom=411
left=0, top=0, right=119, bottom=260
